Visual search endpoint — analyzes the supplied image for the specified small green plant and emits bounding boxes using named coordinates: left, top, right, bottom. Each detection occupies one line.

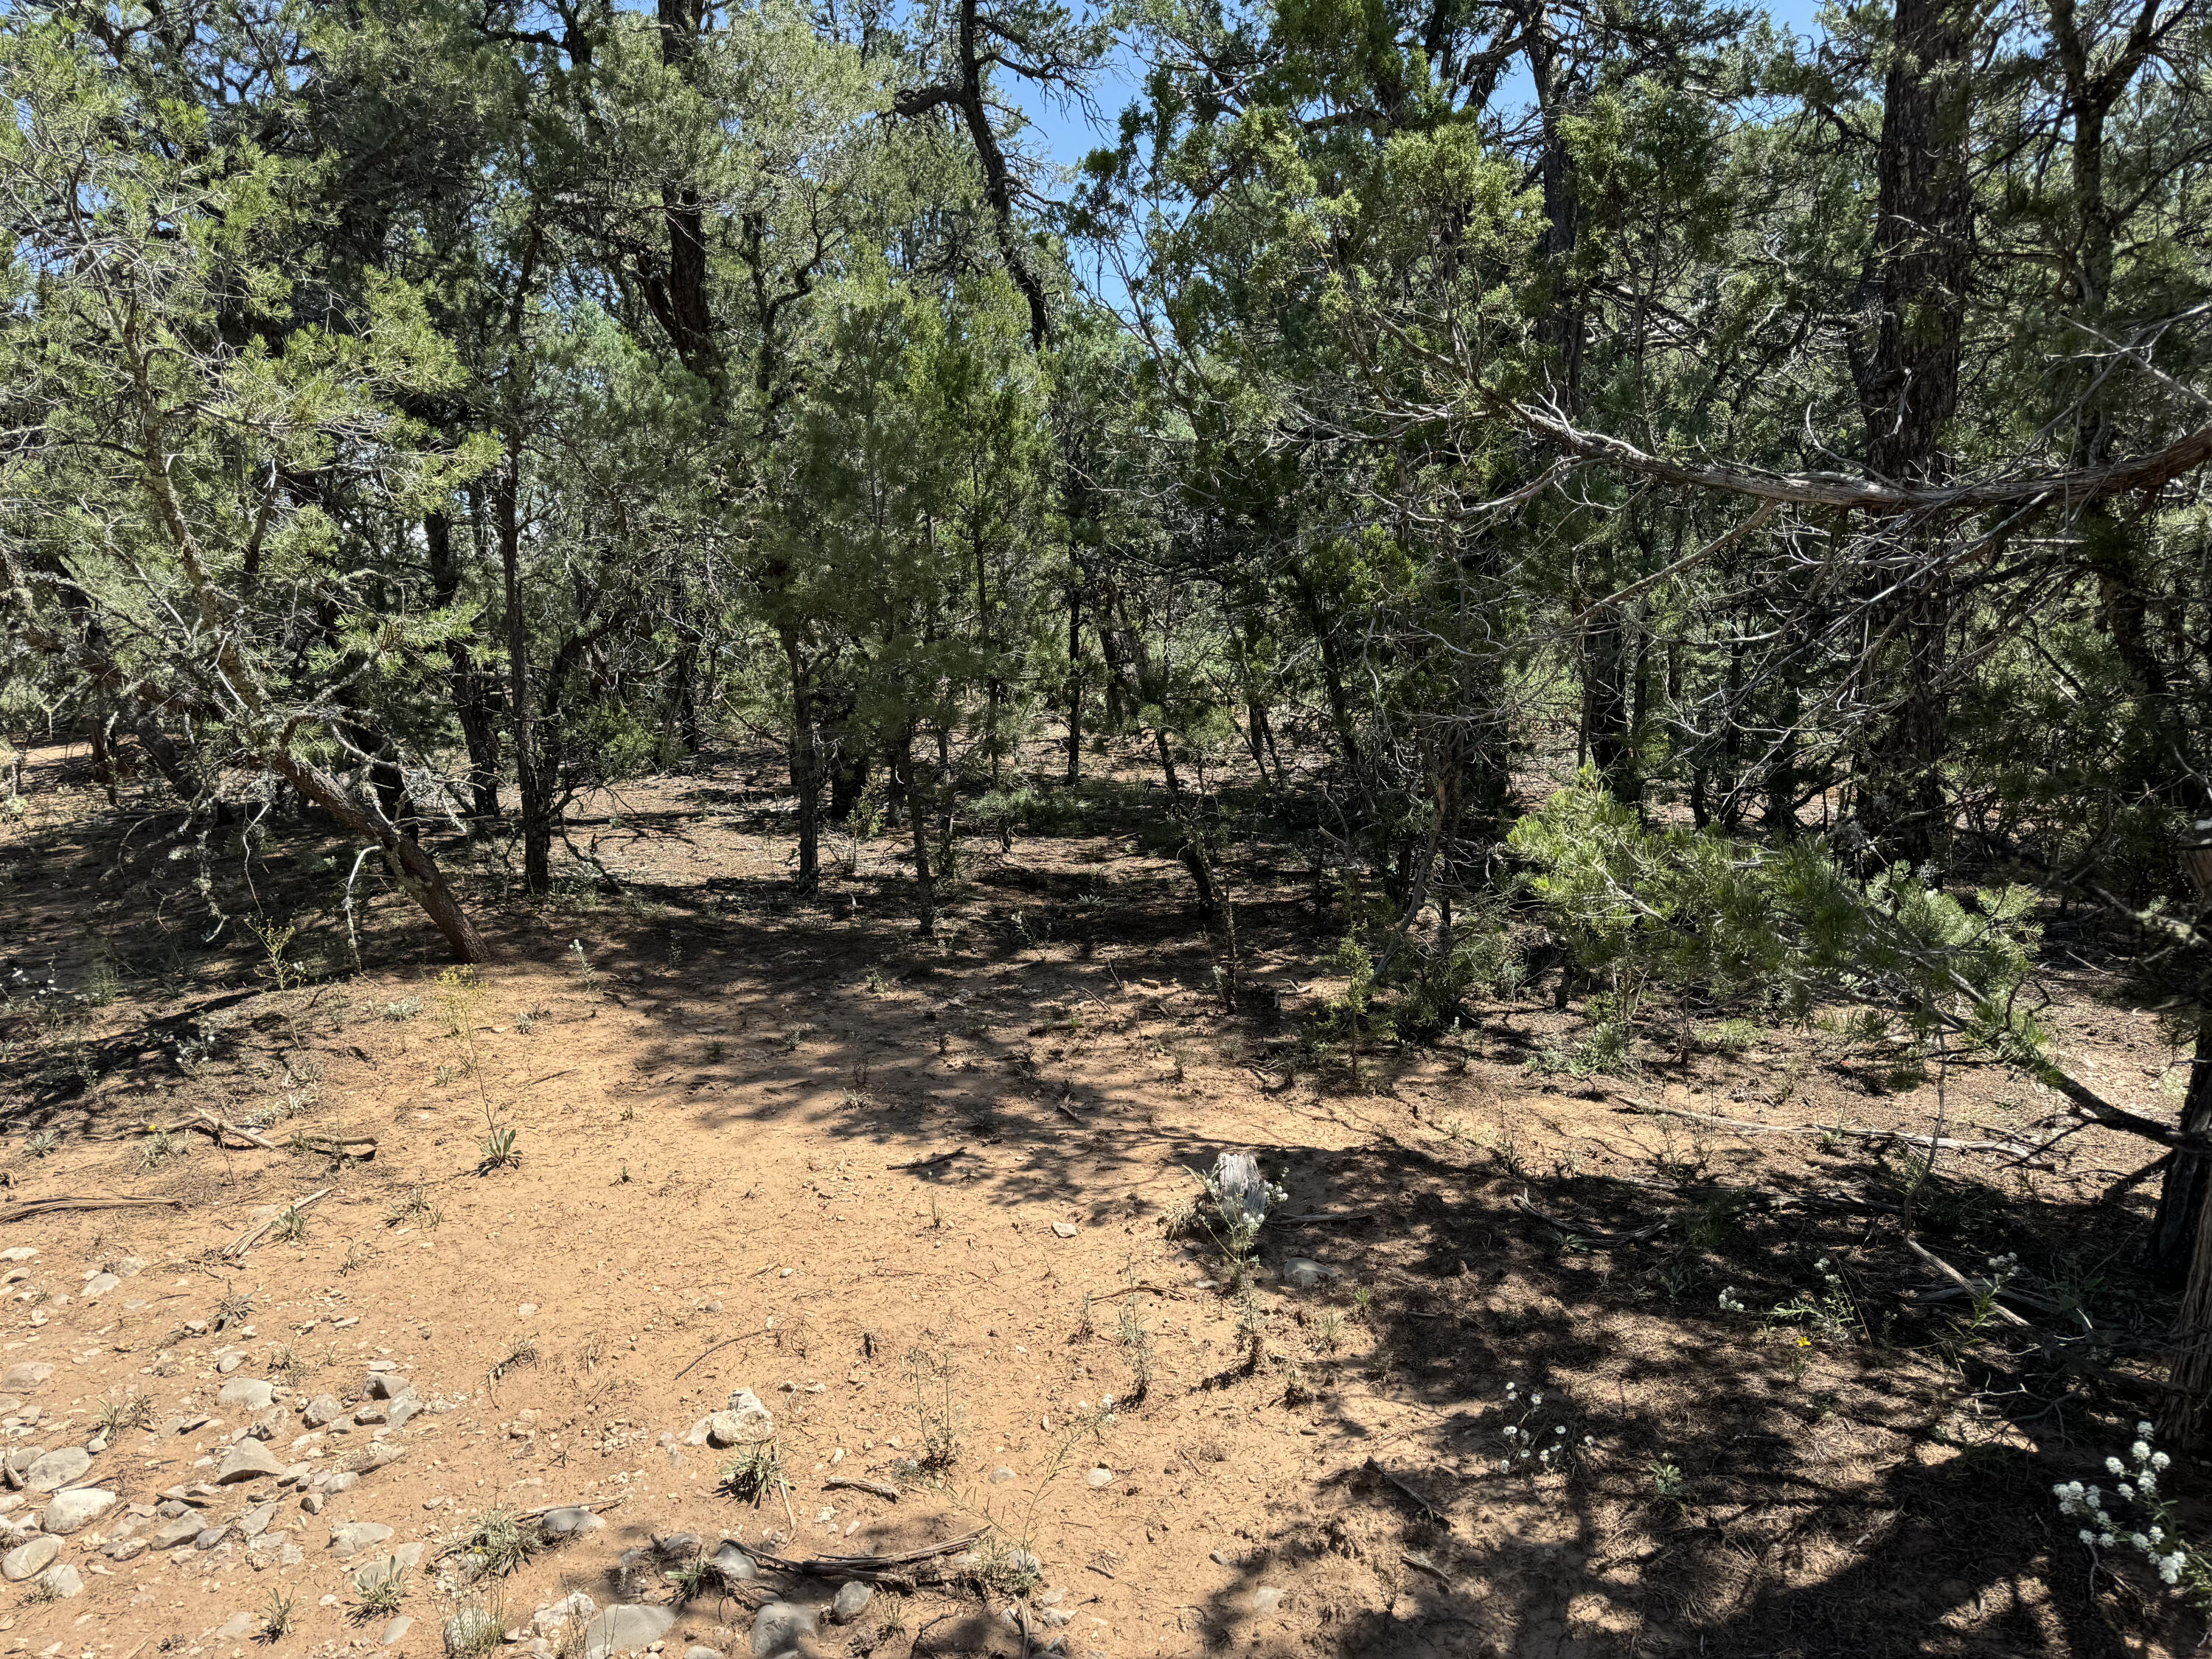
left=86, top=959, right=122, bottom=1007
left=1181, top=1152, right=1287, bottom=1287
left=1683, top=1194, right=1740, bottom=1252
left=338, top=1242, right=370, bottom=1276
left=139, top=1124, right=179, bottom=1171
left=23, top=1573, right=59, bottom=1606
left=719, top=1441, right=783, bottom=1503
left=382, top=998, right=422, bottom=1023
left=1234, top=1284, right=1269, bottom=1372
left=1492, top=1380, right=1593, bottom=1477
left=1768, top=1256, right=1861, bottom=1343
left=1073, top=1292, right=1097, bottom=1342
left=96, top=1388, right=155, bottom=1436
left=271, top=1204, right=308, bottom=1245
left=1697, top=1018, right=1761, bottom=1056
left=269, top=1345, right=306, bottom=1389
left=386, top=1186, right=443, bottom=1229
left=903, top=1346, right=962, bottom=1471
left=451, top=1506, right=536, bottom=1579
left=435, top=964, right=488, bottom=1040
left=441, top=1595, right=505, bottom=1658
left=666, top=1553, right=717, bottom=1604
left=567, top=940, right=602, bottom=990
left=24, top=1129, right=57, bottom=1158
left=1117, top=1301, right=1155, bottom=1404
left=258, top=1587, right=296, bottom=1640
left=478, top=1125, right=521, bottom=1172
left=435, top=1062, right=465, bottom=1088
left=1351, top=1284, right=1374, bottom=1321
left=215, top=1281, right=253, bottom=1330
left=1648, top=1457, right=1686, bottom=1500
left=1315, top=1311, right=1344, bottom=1354
left=353, top=1565, right=407, bottom=1621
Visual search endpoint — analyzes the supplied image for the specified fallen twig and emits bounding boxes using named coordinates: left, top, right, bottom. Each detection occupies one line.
left=736, top=1528, right=987, bottom=1579
left=1401, top=1550, right=1452, bottom=1582
left=1364, top=1458, right=1448, bottom=1525
left=890, top=1147, right=971, bottom=1172
left=1511, top=1191, right=1667, bottom=1245
left=223, top=1188, right=331, bottom=1259
left=824, top=1475, right=900, bottom=1501
left=672, top=1328, right=773, bottom=1380
left=1276, top=1211, right=1376, bottom=1225
left=0, top=1194, right=184, bottom=1223
left=516, top=1497, right=625, bottom=1520
left=1902, top=1237, right=2031, bottom=1327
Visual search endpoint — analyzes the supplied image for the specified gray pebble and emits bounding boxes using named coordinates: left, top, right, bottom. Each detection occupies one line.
left=749, top=1601, right=818, bottom=1658
left=831, top=1582, right=874, bottom=1624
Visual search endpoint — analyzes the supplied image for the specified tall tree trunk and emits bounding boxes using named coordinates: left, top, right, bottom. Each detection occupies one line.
left=1065, top=580, right=1083, bottom=785
left=785, top=626, right=819, bottom=894
left=428, top=509, right=502, bottom=823
left=903, top=726, right=935, bottom=936
left=1849, top=0, right=1975, bottom=866
left=495, top=453, right=553, bottom=896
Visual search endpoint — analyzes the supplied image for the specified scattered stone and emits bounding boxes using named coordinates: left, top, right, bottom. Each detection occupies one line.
left=325, top=1472, right=360, bottom=1495
left=106, top=1537, right=147, bottom=1562
left=302, top=1395, right=344, bottom=1428
left=328, top=1521, right=394, bottom=1557
left=41, top=1487, right=115, bottom=1534
left=831, top=1582, right=874, bottom=1624
left=686, top=1647, right=723, bottom=1659
left=235, top=1500, right=276, bottom=1540
left=0, top=1364, right=49, bottom=1394
left=532, top=1592, right=596, bottom=1634
left=361, top=1441, right=407, bottom=1471
left=711, top=1541, right=758, bottom=1584
left=365, top=1372, right=406, bottom=1400
left=990, top=1467, right=1016, bottom=1484
left=1085, top=1467, right=1113, bottom=1488
left=353, top=1402, right=388, bottom=1426
left=216, top=1440, right=284, bottom=1484
left=300, top=1492, right=325, bottom=1516
left=748, top=1602, right=818, bottom=1658
left=24, top=1448, right=91, bottom=1493
left=215, top=1613, right=257, bottom=1641
left=0, top=1248, right=36, bottom=1263
left=653, top=1533, right=701, bottom=1561
left=82, top=1273, right=119, bottom=1300
left=582, top=1603, right=675, bottom=1659
left=38, top=1563, right=83, bottom=1599
left=1051, top=1222, right=1079, bottom=1239
left=386, top=1392, right=424, bottom=1430
left=148, top=1516, right=203, bottom=1550
left=1281, top=1259, right=1332, bottom=1291
left=538, top=1506, right=604, bottom=1543
left=711, top=1391, right=774, bottom=1447
left=218, top=1379, right=276, bottom=1412
left=1, top=1536, right=59, bottom=1581
left=215, top=1352, right=246, bottom=1375
left=350, top=1541, right=425, bottom=1589
left=383, top=1616, right=414, bottom=1646
left=1253, top=1587, right=1284, bottom=1615
left=195, top=1526, right=228, bottom=1551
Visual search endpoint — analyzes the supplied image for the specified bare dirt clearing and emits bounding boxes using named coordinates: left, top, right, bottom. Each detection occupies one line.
left=0, top=744, right=2197, bottom=1658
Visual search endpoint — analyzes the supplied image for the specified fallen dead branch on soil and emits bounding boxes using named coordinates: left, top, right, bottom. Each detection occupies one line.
left=153, top=1113, right=376, bottom=1159
left=1364, top=1458, right=1449, bottom=1526
left=1902, top=1237, right=2033, bottom=1327
left=672, top=1327, right=773, bottom=1380
left=1276, top=1210, right=1376, bottom=1225
left=1621, top=1097, right=2045, bottom=1159
left=0, top=1194, right=184, bottom=1222
left=889, top=1147, right=972, bottom=1172
left=824, top=1475, right=900, bottom=1500
left=223, top=1188, right=330, bottom=1258
left=1512, top=1190, right=1669, bottom=1245
left=735, top=1527, right=987, bottom=1584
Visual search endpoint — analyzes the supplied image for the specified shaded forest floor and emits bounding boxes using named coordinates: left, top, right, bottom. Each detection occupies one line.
left=0, top=739, right=2204, bottom=1658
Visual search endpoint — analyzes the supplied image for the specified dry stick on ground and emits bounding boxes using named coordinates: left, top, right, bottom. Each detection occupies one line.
left=1276, top=1211, right=1377, bottom=1225
left=737, top=1528, right=987, bottom=1579
left=223, top=1187, right=332, bottom=1259
left=672, top=1328, right=773, bottom=1380
left=1512, top=1191, right=1669, bottom=1245
left=824, top=1476, right=900, bottom=1501
left=0, top=1194, right=184, bottom=1222
left=889, top=1147, right=970, bottom=1172
left=1902, top=1237, right=2032, bottom=1328
left=1363, top=1458, right=1448, bottom=1525
left=1621, top=1098, right=2042, bottom=1158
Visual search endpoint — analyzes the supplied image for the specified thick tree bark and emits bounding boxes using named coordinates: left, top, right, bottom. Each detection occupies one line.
left=428, top=510, right=504, bottom=823
left=785, top=626, right=820, bottom=894
left=494, top=453, right=554, bottom=896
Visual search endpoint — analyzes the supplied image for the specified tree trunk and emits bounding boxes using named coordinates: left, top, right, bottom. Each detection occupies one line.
left=427, top=510, right=502, bottom=824
left=1065, top=581, right=1082, bottom=785
left=903, top=726, right=935, bottom=937
left=785, top=627, right=819, bottom=894
left=495, top=454, right=552, bottom=896
left=2152, top=1012, right=2212, bottom=1281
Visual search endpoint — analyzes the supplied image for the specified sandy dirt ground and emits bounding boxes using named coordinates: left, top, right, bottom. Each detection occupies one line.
left=0, top=740, right=2201, bottom=1659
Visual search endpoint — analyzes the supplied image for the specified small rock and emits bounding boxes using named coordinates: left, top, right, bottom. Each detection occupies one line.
left=383, top=1616, right=414, bottom=1646
left=218, top=1378, right=275, bottom=1411
left=81, top=1273, right=119, bottom=1300
left=325, top=1471, right=359, bottom=1495
left=234, top=1500, right=276, bottom=1540
left=991, top=1467, right=1016, bottom=1484
left=38, top=1563, right=83, bottom=1599
left=148, top=1515, right=203, bottom=1550
left=1051, top=1222, right=1078, bottom=1238
left=329, top=1521, right=394, bottom=1557
left=41, top=1487, right=115, bottom=1534
left=350, top=1541, right=425, bottom=1589
left=106, top=1537, right=147, bottom=1562
left=365, top=1372, right=406, bottom=1400
left=0, top=1363, right=51, bottom=1393
left=300, top=1492, right=326, bottom=1515
left=23, top=1448, right=91, bottom=1493
left=386, top=1392, right=424, bottom=1430
left=712, top=1390, right=774, bottom=1447
left=1281, top=1259, right=1331, bottom=1291
left=532, top=1591, right=596, bottom=1634
left=216, top=1439, right=285, bottom=1484
left=582, top=1603, right=675, bottom=1659
left=1, top=1536, right=59, bottom=1581
left=831, top=1582, right=874, bottom=1624
left=352, top=1402, right=388, bottom=1426
left=686, top=1648, right=723, bottom=1659
left=195, top=1526, right=228, bottom=1550
left=215, top=1613, right=257, bottom=1641
left=1254, top=1586, right=1284, bottom=1615
left=215, top=1352, right=246, bottom=1374
left=0, top=1248, right=36, bottom=1263
left=748, top=1601, right=818, bottom=1658
left=1085, top=1467, right=1113, bottom=1488
left=302, top=1394, right=344, bottom=1427
left=712, top=1540, right=758, bottom=1584
left=538, top=1506, right=604, bottom=1542
left=653, top=1533, right=701, bottom=1561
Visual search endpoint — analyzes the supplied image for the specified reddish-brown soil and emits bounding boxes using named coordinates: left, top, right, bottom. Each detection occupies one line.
left=0, top=742, right=2200, bottom=1659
